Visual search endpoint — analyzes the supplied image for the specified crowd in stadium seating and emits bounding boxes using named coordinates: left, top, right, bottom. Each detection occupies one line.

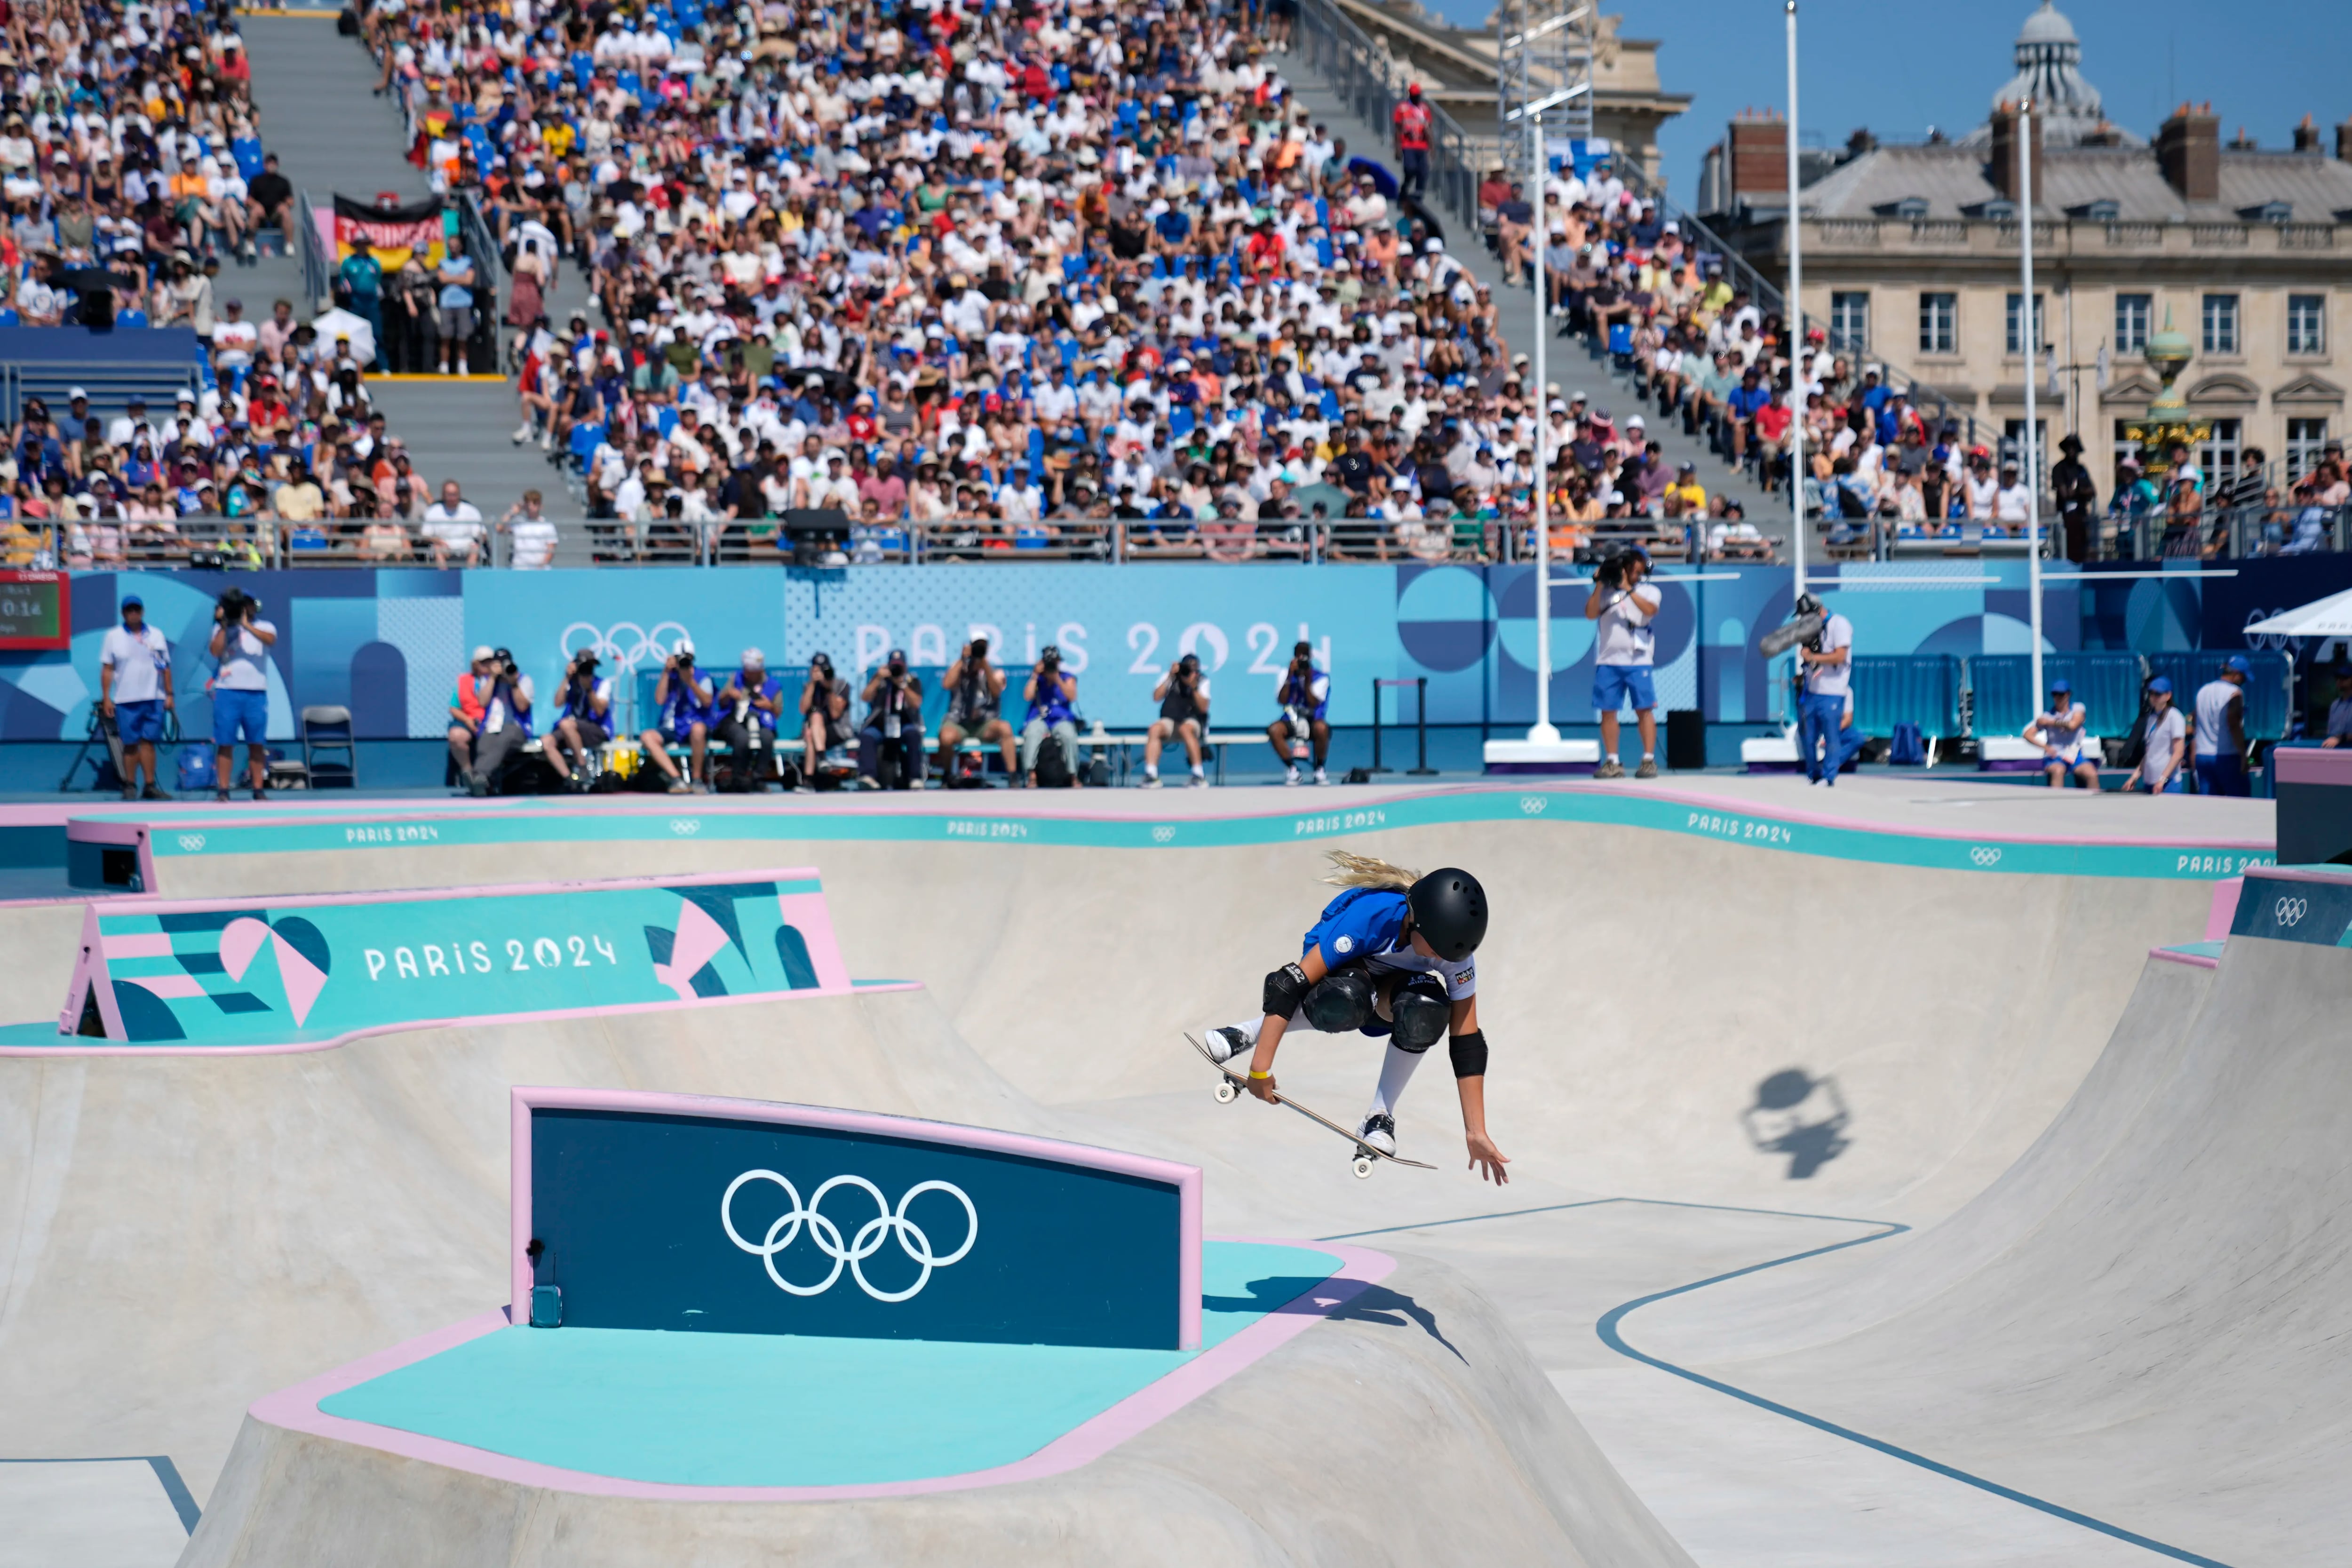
left=346, top=0, right=1764, bottom=558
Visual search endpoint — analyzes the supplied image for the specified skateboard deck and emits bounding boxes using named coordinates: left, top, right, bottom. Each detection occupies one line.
left=1186, top=1032, right=1435, bottom=1177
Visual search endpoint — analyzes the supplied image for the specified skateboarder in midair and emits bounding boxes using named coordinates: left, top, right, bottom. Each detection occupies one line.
left=1204, top=852, right=1510, bottom=1183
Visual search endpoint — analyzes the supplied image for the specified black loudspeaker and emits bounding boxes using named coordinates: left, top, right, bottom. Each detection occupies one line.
left=782, top=507, right=850, bottom=564
left=1665, top=709, right=1707, bottom=772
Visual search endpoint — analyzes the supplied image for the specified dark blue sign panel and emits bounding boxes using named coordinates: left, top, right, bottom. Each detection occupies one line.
left=2230, top=871, right=2352, bottom=949
left=526, top=1103, right=1195, bottom=1350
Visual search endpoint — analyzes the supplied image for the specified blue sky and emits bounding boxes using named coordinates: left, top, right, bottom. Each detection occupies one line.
left=1416, top=0, right=2348, bottom=200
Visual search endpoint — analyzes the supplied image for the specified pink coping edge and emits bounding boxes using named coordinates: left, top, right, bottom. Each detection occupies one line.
left=507, top=1086, right=1205, bottom=1351
left=246, top=1236, right=1389, bottom=1504
left=2273, top=747, right=2352, bottom=786
left=52, top=775, right=2274, bottom=851
left=72, top=863, right=833, bottom=918
left=0, top=977, right=922, bottom=1059
left=2149, top=946, right=2221, bottom=969
left=2206, top=877, right=2244, bottom=940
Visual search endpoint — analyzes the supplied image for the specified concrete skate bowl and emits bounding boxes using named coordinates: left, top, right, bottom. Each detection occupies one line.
left=1588, top=875, right=2352, bottom=1568
left=2, top=788, right=2301, bottom=1566
left=0, top=871, right=1689, bottom=1568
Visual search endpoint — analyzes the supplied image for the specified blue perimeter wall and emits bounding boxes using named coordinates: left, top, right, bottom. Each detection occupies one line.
left=4, top=557, right=2344, bottom=748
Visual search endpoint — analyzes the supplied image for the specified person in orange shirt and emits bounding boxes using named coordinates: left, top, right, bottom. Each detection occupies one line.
left=1361, top=225, right=1398, bottom=280
left=1243, top=218, right=1285, bottom=278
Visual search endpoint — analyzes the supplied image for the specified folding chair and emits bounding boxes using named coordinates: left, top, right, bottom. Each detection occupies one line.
left=301, top=705, right=358, bottom=788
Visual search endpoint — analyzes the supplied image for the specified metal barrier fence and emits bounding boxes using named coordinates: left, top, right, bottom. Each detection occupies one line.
left=1814, top=650, right=2292, bottom=744
left=0, top=361, right=200, bottom=425
left=18, top=515, right=513, bottom=570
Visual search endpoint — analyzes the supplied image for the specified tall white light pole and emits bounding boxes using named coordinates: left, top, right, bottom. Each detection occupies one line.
left=2018, top=98, right=2045, bottom=702
left=1785, top=0, right=1804, bottom=620
left=1512, top=82, right=1581, bottom=745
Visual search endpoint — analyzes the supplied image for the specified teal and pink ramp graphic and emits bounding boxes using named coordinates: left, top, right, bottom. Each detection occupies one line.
left=250, top=1088, right=1393, bottom=1497
left=28, top=868, right=866, bottom=1052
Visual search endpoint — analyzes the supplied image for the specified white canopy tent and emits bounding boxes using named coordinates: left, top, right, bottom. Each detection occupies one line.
left=2247, top=589, right=2352, bottom=641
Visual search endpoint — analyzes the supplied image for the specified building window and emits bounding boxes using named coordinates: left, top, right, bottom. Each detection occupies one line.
left=2202, top=294, right=2240, bottom=355
left=2114, top=294, right=2151, bottom=355
left=2195, top=417, right=2242, bottom=481
left=2287, top=294, right=2325, bottom=356
left=1919, top=292, right=1956, bottom=355
left=2002, top=419, right=2048, bottom=491
left=2288, top=418, right=2330, bottom=481
left=2005, top=292, right=2046, bottom=356
left=1830, top=292, right=1870, bottom=353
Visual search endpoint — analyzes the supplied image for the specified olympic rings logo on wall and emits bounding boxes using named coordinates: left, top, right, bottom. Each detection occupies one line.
left=2275, top=896, right=2309, bottom=928
left=1152, top=825, right=1176, bottom=843
left=560, top=620, right=695, bottom=677
left=177, top=834, right=206, bottom=852
left=1969, top=846, right=2003, bottom=867
left=1520, top=796, right=1548, bottom=815
left=721, top=1170, right=978, bottom=1303
left=669, top=819, right=701, bottom=836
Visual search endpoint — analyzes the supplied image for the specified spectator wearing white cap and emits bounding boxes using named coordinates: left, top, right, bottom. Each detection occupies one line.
left=714, top=648, right=786, bottom=791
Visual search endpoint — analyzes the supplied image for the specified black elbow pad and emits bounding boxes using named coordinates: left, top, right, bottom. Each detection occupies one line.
left=1263, top=961, right=1311, bottom=1019
left=1449, top=1028, right=1489, bottom=1079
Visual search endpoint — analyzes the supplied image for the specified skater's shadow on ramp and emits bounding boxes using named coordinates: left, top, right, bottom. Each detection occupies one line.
left=1740, top=1068, right=1852, bottom=1180
left=1206, top=1278, right=1464, bottom=1361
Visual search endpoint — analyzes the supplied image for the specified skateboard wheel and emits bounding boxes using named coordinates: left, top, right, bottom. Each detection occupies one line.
left=1352, top=1155, right=1375, bottom=1179
left=1214, top=1079, right=1238, bottom=1104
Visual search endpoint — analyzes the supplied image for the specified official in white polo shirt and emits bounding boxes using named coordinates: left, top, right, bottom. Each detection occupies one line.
left=1584, top=544, right=1661, bottom=780
left=1794, top=592, right=1857, bottom=786
left=98, top=594, right=174, bottom=800
left=2193, top=655, right=2250, bottom=797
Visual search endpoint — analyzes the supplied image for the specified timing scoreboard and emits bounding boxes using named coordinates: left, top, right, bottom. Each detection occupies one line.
left=0, top=570, right=68, bottom=650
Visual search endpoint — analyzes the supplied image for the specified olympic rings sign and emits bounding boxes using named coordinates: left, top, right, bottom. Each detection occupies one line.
left=1152, top=825, right=1176, bottom=843
left=669, top=819, right=701, bottom=836
left=722, top=1170, right=978, bottom=1303
left=177, top=834, right=206, bottom=852
left=1520, top=796, right=1548, bottom=815
left=2275, top=896, right=2309, bottom=928
left=560, top=619, right=694, bottom=677
left=1969, top=846, right=2003, bottom=867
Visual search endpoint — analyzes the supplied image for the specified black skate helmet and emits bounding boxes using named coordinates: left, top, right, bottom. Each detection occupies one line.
left=1407, top=868, right=1487, bottom=961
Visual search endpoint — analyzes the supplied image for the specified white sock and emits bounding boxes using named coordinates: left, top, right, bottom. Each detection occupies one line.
left=1641, top=751, right=1654, bottom=761
left=1144, top=764, right=1158, bottom=777
left=1367, top=1040, right=1426, bottom=1121
left=1605, top=751, right=1620, bottom=764
left=1223, top=1017, right=1264, bottom=1046
left=1190, top=763, right=1204, bottom=777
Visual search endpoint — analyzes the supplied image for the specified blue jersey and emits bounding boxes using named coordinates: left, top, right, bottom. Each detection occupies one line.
left=657, top=673, right=712, bottom=739
left=1303, top=886, right=1477, bottom=1000
left=1278, top=665, right=1330, bottom=722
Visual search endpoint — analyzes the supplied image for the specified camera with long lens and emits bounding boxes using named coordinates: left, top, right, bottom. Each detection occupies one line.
left=1594, top=549, right=1628, bottom=589
left=1756, top=594, right=1828, bottom=658
left=215, top=587, right=255, bottom=624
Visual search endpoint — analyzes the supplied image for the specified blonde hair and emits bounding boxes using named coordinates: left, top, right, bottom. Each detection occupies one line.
left=1321, top=850, right=1420, bottom=891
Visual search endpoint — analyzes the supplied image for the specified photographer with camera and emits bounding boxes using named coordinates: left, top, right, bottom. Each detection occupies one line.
left=1584, top=545, right=1661, bottom=780
left=796, top=651, right=855, bottom=790
left=634, top=639, right=713, bottom=795
left=1140, top=651, right=1211, bottom=788
left=1021, top=644, right=1082, bottom=788
left=207, top=587, right=278, bottom=802
left=1266, top=640, right=1331, bottom=787
left=447, top=644, right=534, bottom=797
left=543, top=649, right=613, bottom=790
left=937, top=637, right=1019, bottom=785
left=857, top=649, right=927, bottom=790
left=99, top=595, right=174, bottom=801
left=708, top=649, right=784, bottom=792
left=1792, top=592, right=1858, bottom=787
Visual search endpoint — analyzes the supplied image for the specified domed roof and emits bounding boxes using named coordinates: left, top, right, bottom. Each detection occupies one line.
left=2017, top=1, right=2077, bottom=47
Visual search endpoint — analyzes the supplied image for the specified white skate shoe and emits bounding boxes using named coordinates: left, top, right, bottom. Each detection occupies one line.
left=1202, top=1026, right=1253, bottom=1066
left=1357, top=1113, right=1397, bottom=1157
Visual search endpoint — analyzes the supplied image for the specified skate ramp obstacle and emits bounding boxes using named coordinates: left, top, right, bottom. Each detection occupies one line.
left=186, top=1247, right=1693, bottom=1568
left=1607, top=868, right=2352, bottom=1566
left=15, top=868, right=861, bottom=1052
left=182, top=1088, right=1690, bottom=1568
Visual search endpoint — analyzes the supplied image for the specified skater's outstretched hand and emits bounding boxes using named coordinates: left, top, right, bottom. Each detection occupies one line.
left=1466, top=1130, right=1510, bottom=1185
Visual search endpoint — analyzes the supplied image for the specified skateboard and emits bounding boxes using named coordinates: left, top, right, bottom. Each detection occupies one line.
left=1186, top=1032, right=1435, bottom=1178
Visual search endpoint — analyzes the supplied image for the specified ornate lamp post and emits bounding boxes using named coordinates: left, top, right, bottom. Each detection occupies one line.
left=2122, top=310, right=2210, bottom=478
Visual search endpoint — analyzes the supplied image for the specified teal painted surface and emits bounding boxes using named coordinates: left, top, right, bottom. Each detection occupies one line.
left=133, top=788, right=2274, bottom=880
left=81, top=876, right=835, bottom=1046
left=318, top=1242, right=1340, bottom=1488
left=2160, top=940, right=2226, bottom=961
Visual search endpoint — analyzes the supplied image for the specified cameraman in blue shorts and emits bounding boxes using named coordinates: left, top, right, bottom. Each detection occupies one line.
left=1585, top=545, right=1660, bottom=779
